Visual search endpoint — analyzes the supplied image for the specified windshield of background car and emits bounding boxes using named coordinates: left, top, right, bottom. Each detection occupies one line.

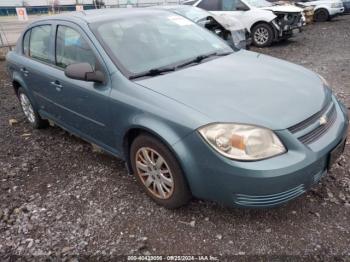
left=244, top=0, right=273, bottom=7
left=172, top=6, right=211, bottom=22
left=92, top=12, right=232, bottom=77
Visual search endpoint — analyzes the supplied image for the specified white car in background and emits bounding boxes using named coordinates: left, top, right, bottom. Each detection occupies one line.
left=184, top=0, right=304, bottom=47
left=297, top=0, right=344, bottom=22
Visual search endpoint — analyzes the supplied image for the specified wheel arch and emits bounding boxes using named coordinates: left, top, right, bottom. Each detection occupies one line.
left=12, top=80, right=21, bottom=97
left=314, top=6, right=331, bottom=13
left=250, top=21, right=277, bottom=45
left=122, top=126, right=190, bottom=184
left=250, top=21, right=275, bottom=35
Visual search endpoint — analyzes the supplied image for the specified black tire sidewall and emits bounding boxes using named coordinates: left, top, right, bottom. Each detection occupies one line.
left=130, top=134, right=191, bottom=209
left=252, top=23, right=274, bottom=47
left=315, top=9, right=329, bottom=22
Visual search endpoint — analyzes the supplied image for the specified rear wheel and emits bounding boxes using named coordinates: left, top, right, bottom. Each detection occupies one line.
left=251, top=23, right=274, bottom=47
left=130, top=134, right=191, bottom=209
left=18, top=87, right=48, bottom=129
left=314, top=9, right=329, bottom=22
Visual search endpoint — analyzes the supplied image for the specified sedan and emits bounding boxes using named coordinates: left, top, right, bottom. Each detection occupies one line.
left=6, top=9, right=348, bottom=208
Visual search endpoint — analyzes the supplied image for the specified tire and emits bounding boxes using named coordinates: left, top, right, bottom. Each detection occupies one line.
left=314, top=9, right=329, bottom=22
left=17, top=87, right=48, bottom=129
left=251, top=23, right=274, bottom=47
left=130, top=134, right=191, bottom=209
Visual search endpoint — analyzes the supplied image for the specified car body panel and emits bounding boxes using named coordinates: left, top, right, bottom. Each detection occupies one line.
left=137, top=50, right=327, bottom=130
left=260, top=5, right=304, bottom=13
left=172, top=98, right=348, bottom=206
left=6, top=9, right=349, bottom=208
left=297, top=0, right=345, bottom=16
left=212, top=9, right=276, bottom=32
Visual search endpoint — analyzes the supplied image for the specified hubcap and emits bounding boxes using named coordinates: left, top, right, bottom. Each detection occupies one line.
left=135, top=147, right=174, bottom=199
left=19, top=93, right=35, bottom=123
left=254, top=27, right=269, bottom=45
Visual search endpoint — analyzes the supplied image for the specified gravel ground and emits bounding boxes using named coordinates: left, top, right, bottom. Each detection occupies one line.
left=0, top=15, right=350, bottom=261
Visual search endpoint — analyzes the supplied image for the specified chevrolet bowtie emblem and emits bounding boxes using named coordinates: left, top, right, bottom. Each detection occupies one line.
left=319, top=115, right=328, bottom=125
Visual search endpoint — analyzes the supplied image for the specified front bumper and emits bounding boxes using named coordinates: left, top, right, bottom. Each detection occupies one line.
left=173, top=98, right=348, bottom=208
left=271, top=13, right=303, bottom=40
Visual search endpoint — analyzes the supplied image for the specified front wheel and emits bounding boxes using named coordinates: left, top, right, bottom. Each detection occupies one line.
left=130, top=134, right=191, bottom=209
left=251, top=23, right=274, bottom=47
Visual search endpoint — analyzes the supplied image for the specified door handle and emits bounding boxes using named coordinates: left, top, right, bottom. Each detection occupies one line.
left=50, top=80, right=63, bottom=91
left=20, top=67, right=29, bottom=75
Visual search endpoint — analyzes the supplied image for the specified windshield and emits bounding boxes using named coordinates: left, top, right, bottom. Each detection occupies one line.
left=92, top=12, right=232, bottom=77
left=244, top=0, right=273, bottom=7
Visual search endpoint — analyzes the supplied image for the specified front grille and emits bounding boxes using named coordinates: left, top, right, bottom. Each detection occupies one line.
left=288, top=100, right=331, bottom=134
left=288, top=100, right=337, bottom=145
left=298, top=104, right=337, bottom=145
left=233, top=184, right=305, bottom=207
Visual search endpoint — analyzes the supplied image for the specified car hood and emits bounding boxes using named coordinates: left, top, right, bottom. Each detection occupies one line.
left=260, top=4, right=303, bottom=13
left=136, top=51, right=329, bottom=130
left=212, top=14, right=245, bottom=31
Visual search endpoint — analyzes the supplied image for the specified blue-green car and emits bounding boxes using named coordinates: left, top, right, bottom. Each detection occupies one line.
left=6, top=8, right=348, bottom=208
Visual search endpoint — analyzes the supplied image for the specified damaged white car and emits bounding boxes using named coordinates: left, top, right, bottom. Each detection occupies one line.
left=184, top=0, right=304, bottom=47
left=297, top=0, right=344, bottom=22
left=154, top=5, right=252, bottom=50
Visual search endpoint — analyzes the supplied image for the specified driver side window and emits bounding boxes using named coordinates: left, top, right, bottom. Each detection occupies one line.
left=55, top=25, right=96, bottom=69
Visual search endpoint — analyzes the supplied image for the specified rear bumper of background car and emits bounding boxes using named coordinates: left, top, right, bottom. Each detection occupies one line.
left=172, top=98, right=348, bottom=208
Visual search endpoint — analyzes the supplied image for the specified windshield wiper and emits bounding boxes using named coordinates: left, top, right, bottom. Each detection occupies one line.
left=129, top=67, right=176, bottom=80
left=177, top=51, right=232, bottom=69
left=129, top=51, right=232, bottom=80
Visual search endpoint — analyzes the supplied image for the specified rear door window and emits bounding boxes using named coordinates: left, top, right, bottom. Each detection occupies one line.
left=197, top=0, right=221, bottom=10
left=222, top=0, right=249, bottom=10
left=55, top=25, right=96, bottom=69
left=29, top=25, right=52, bottom=63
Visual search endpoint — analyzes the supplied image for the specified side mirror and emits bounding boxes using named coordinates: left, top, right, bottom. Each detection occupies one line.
left=64, top=63, right=105, bottom=83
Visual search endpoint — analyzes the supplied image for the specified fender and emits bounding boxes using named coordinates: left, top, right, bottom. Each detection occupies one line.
left=212, top=10, right=276, bottom=33
left=313, top=4, right=331, bottom=12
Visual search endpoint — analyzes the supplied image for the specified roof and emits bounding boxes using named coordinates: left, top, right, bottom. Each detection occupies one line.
left=34, top=8, right=171, bottom=24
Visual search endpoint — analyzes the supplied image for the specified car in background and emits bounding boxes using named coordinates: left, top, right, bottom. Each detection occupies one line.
left=343, top=0, right=350, bottom=13
left=184, top=0, right=304, bottom=47
left=297, top=0, right=344, bottom=21
left=153, top=5, right=251, bottom=50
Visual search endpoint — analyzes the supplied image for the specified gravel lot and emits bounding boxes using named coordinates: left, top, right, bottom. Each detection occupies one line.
left=0, top=15, right=350, bottom=261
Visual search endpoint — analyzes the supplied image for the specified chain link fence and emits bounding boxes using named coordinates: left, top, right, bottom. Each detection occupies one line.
left=0, top=1, right=182, bottom=16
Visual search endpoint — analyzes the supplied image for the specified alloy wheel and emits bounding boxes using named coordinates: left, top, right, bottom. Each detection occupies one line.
left=135, top=147, right=174, bottom=199
left=19, top=93, right=36, bottom=123
left=254, top=27, right=269, bottom=46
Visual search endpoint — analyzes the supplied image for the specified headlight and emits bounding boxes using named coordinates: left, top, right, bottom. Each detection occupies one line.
left=198, top=123, right=286, bottom=161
